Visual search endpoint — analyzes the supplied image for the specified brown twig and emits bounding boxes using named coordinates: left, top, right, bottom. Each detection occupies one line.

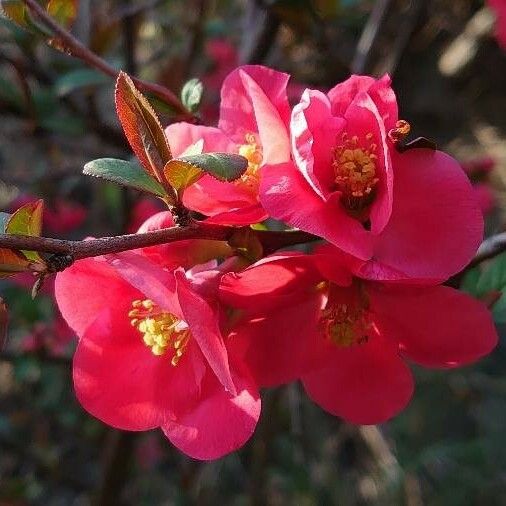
left=465, top=232, right=506, bottom=270
left=21, top=0, right=191, bottom=118
left=0, top=224, right=315, bottom=261
left=351, top=0, right=394, bottom=74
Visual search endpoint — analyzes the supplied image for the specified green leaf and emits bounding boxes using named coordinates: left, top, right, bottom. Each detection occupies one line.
left=46, top=0, right=78, bottom=28
left=173, top=153, right=248, bottom=182
left=164, top=160, right=203, bottom=193
left=6, top=200, right=44, bottom=263
left=180, top=78, right=203, bottom=113
left=54, top=68, right=109, bottom=96
left=163, top=139, right=205, bottom=193
left=83, top=158, right=166, bottom=197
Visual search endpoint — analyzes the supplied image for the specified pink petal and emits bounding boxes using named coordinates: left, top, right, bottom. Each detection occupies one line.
left=260, top=162, right=374, bottom=260
left=203, top=204, right=268, bottom=225
left=220, top=252, right=324, bottom=311
left=55, top=258, right=140, bottom=336
left=175, top=270, right=237, bottom=396
left=328, top=74, right=398, bottom=130
left=343, top=91, right=393, bottom=234
left=291, top=89, right=345, bottom=198
left=182, top=174, right=260, bottom=221
left=368, top=284, right=498, bottom=368
left=302, top=336, right=414, bottom=424
left=238, top=69, right=291, bottom=164
left=229, top=291, right=326, bottom=387
left=105, top=251, right=182, bottom=318
left=162, top=361, right=260, bottom=460
left=373, top=149, right=483, bottom=281
left=73, top=310, right=205, bottom=431
left=218, top=65, right=291, bottom=144
left=165, top=123, right=233, bottom=157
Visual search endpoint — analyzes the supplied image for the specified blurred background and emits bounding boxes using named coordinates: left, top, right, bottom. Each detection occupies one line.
left=1, top=0, right=506, bottom=504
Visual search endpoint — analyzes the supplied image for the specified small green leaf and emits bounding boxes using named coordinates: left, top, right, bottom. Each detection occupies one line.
left=83, top=158, right=166, bottom=197
left=163, top=139, right=206, bottom=193
left=180, top=78, right=203, bottom=113
left=173, top=153, right=248, bottom=182
left=46, top=0, right=78, bottom=28
left=54, top=68, right=109, bottom=96
left=6, top=200, right=44, bottom=263
left=164, top=160, right=203, bottom=193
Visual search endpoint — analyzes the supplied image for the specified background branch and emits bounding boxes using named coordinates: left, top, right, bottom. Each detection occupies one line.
left=21, top=0, right=192, bottom=118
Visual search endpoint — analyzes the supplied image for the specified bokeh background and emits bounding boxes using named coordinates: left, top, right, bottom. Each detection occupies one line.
left=1, top=0, right=506, bottom=504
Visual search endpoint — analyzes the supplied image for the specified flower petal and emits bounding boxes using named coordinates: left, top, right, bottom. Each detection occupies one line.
left=175, top=270, right=237, bottom=396
left=219, top=65, right=291, bottom=146
left=55, top=257, right=140, bottom=337
left=328, top=74, right=398, bottom=130
left=162, top=363, right=260, bottom=460
left=373, top=149, right=483, bottom=281
left=368, top=284, right=498, bottom=368
left=260, top=162, right=373, bottom=260
left=73, top=310, right=204, bottom=431
left=229, top=290, right=326, bottom=387
left=165, top=123, right=233, bottom=157
left=291, top=89, right=345, bottom=198
left=302, top=336, right=414, bottom=424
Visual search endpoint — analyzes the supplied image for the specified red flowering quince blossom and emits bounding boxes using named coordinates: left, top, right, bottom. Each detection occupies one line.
left=165, top=64, right=291, bottom=225
left=260, top=75, right=483, bottom=282
left=220, top=250, right=498, bottom=424
left=55, top=216, right=260, bottom=460
left=489, top=0, right=506, bottom=50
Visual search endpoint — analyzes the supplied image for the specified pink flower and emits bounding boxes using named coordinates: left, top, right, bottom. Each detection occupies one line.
left=220, top=251, right=498, bottom=424
left=126, top=197, right=164, bottom=233
left=166, top=65, right=292, bottom=225
left=55, top=245, right=260, bottom=460
left=489, top=0, right=506, bottom=49
left=260, top=75, right=483, bottom=282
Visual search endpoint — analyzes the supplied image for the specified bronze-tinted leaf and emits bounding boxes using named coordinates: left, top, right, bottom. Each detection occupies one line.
left=115, top=72, right=173, bottom=191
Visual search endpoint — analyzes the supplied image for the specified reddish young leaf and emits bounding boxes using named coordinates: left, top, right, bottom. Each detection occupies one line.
left=0, top=248, right=31, bottom=278
left=115, top=72, right=175, bottom=201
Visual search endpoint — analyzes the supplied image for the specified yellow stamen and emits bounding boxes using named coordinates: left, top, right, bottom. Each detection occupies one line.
left=129, top=299, right=191, bottom=364
left=332, top=132, right=379, bottom=214
left=237, top=133, right=263, bottom=192
left=320, top=284, right=371, bottom=348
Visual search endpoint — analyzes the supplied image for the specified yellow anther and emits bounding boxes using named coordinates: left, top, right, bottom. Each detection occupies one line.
left=128, top=299, right=191, bottom=365
left=237, top=133, right=263, bottom=192
left=321, top=284, right=371, bottom=348
left=332, top=132, right=380, bottom=214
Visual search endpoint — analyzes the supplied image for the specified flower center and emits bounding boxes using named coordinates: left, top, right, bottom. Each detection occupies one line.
left=320, top=283, right=371, bottom=348
left=237, top=133, right=263, bottom=192
left=129, top=299, right=190, bottom=366
left=332, top=133, right=379, bottom=216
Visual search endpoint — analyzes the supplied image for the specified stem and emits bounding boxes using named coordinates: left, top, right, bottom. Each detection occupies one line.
left=466, top=232, right=506, bottom=270
left=21, top=0, right=191, bottom=117
left=0, top=225, right=315, bottom=261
